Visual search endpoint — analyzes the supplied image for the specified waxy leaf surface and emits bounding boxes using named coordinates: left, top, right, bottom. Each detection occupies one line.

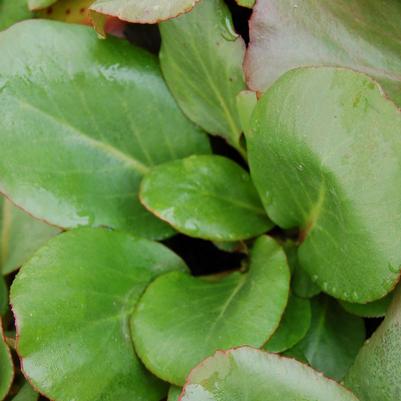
left=247, top=67, right=401, bottom=303
left=132, top=236, right=290, bottom=385
left=140, top=155, right=272, bottom=241
left=0, top=20, right=210, bottom=240
left=292, top=297, right=365, bottom=380
left=160, top=0, right=246, bottom=154
left=0, top=197, right=60, bottom=275
left=0, top=322, right=13, bottom=400
left=245, top=0, right=401, bottom=106
left=340, top=292, right=394, bottom=318
left=0, top=0, right=32, bottom=30
left=264, top=293, right=311, bottom=353
left=345, top=285, right=401, bottom=401
left=11, top=228, right=187, bottom=401
left=180, top=347, right=360, bottom=401
left=90, top=0, right=199, bottom=23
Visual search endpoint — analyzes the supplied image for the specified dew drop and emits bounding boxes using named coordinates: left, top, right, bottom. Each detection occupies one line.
left=351, top=291, right=359, bottom=301
left=322, top=282, right=328, bottom=291
left=297, top=163, right=304, bottom=172
left=311, top=274, right=319, bottom=282
left=221, top=16, right=238, bottom=41
left=388, top=262, right=400, bottom=274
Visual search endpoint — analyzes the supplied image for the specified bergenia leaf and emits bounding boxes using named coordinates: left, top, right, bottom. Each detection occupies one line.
left=0, top=197, right=60, bottom=275
left=167, top=386, right=181, bottom=401
left=0, top=277, right=7, bottom=316
left=37, top=0, right=93, bottom=24
left=28, top=0, right=57, bottom=10
left=0, top=20, right=210, bottom=240
left=339, top=292, right=394, bottom=318
left=180, top=347, right=360, bottom=401
left=140, top=155, right=272, bottom=241
left=11, top=227, right=188, bottom=401
left=345, top=285, right=401, bottom=401
left=291, top=296, right=365, bottom=381
left=159, top=0, right=247, bottom=155
left=247, top=67, right=401, bottom=303
left=90, top=0, right=200, bottom=24
left=236, top=90, right=257, bottom=136
left=131, top=236, right=290, bottom=385
left=11, top=382, right=38, bottom=401
left=234, top=0, right=255, bottom=8
left=244, top=0, right=401, bottom=106
left=0, top=0, right=32, bottom=31
left=0, top=321, right=13, bottom=400
left=264, top=293, right=311, bottom=353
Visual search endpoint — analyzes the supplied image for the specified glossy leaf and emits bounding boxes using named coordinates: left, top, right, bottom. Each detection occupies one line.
left=140, top=155, right=272, bottom=241
left=264, top=294, right=311, bottom=353
left=0, top=197, right=60, bottom=275
left=11, top=227, right=187, bottom=401
left=132, top=236, right=290, bottom=385
left=340, top=292, right=394, bottom=318
left=168, top=386, right=181, bottom=401
left=90, top=0, right=200, bottom=23
left=292, top=296, right=365, bottom=380
left=245, top=0, right=401, bottom=106
left=0, top=321, right=13, bottom=400
left=247, top=67, right=401, bottom=303
left=159, top=0, right=246, bottom=154
left=12, top=382, right=39, bottom=401
left=28, top=0, right=56, bottom=10
left=345, top=285, right=401, bottom=401
left=0, top=0, right=32, bottom=31
left=0, top=20, right=210, bottom=240
left=0, top=277, right=7, bottom=316
left=180, top=347, right=360, bottom=401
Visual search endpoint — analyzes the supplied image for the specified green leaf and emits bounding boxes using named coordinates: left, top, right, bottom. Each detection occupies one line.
left=180, top=347, right=360, bottom=401
left=159, top=0, right=247, bottom=154
left=234, top=0, right=255, bottom=8
left=131, top=236, right=290, bottom=385
left=0, top=321, right=13, bottom=400
left=0, top=277, right=7, bottom=316
left=0, top=0, right=33, bottom=30
left=340, top=292, right=394, bottom=318
left=0, top=197, right=60, bottom=275
left=90, top=0, right=200, bottom=23
left=245, top=0, right=401, bottom=106
left=168, top=386, right=182, bottom=401
left=11, top=382, right=39, bottom=401
left=0, top=20, right=210, bottom=240
left=264, top=294, right=311, bottom=353
left=140, top=155, right=272, bottom=241
left=28, top=0, right=57, bottom=10
left=236, top=90, right=257, bottom=136
left=292, top=296, right=365, bottom=381
left=247, top=67, right=401, bottom=303
left=11, top=227, right=187, bottom=401
left=345, top=285, right=401, bottom=401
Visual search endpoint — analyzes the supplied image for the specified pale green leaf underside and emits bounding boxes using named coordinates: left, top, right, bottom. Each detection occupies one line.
left=160, top=0, right=246, bottom=154
left=140, top=155, right=272, bottom=241
left=11, top=228, right=187, bottom=401
left=132, top=236, right=290, bottom=385
left=90, top=0, right=200, bottom=23
left=245, top=0, right=401, bottom=106
left=0, top=20, right=210, bottom=240
left=181, top=347, right=360, bottom=401
left=247, top=67, right=401, bottom=303
left=0, top=0, right=32, bottom=31
left=345, top=285, right=401, bottom=401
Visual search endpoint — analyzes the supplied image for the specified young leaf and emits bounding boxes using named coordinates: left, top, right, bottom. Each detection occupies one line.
left=90, top=0, right=200, bottom=24
left=0, top=321, right=13, bottom=400
left=236, top=90, right=257, bottom=135
left=159, top=0, right=247, bottom=154
left=247, top=67, right=401, bottom=303
left=11, top=227, right=188, bottom=401
left=11, top=382, right=38, bottom=401
left=0, top=197, right=60, bottom=275
left=264, top=294, right=311, bottom=353
left=245, top=0, right=401, bottom=106
left=140, top=155, right=272, bottom=241
left=340, top=292, right=394, bottom=318
left=167, top=386, right=181, bottom=401
left=292, top=296, right=365, bottom=381
left=180, top=347, right=360, bottom=401
left=0, top=0, right=33, bottom=31
left=131, top=236, right=290, bottom=385
left=0, top=20, right=210, bottom=240
left=345, top=285, right=401, bottom=401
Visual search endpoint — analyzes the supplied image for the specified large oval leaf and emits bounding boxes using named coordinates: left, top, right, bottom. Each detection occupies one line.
left=140, top=155, right=272, bottom=241
left=180, top=347, right=360, bottom=401
left=0, top=0, right=32, bottom=30
left=132, top=236, right=290, bottom=385
left=159, top=0, right=246, bottom=154
left=345, top=285, right=401, bottom=401
left=247, top=67, right=401, bottom=303
left=0, top=20, right=210, bottom=240
left=0, top=321, right=13, bottom=400
left=290, top=296, right=365, bottom=381
left=11, top=227, right=187, bottom=401
left=340, top=292, right=394, bottom=318
left=90, top=0, right=200, bottom=23
left=0, top=197, right=60, bottom=275
left=244, top=0, right=401, bottom=106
